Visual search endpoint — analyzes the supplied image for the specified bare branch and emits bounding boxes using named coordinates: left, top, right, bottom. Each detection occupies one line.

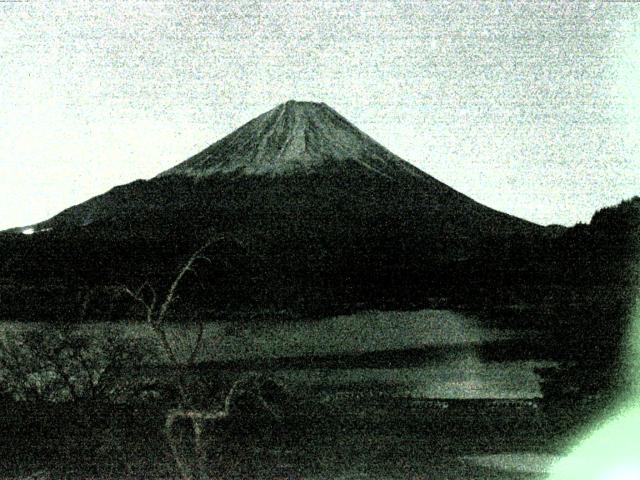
left=119, top=283, right=157, bottom=322
left=78, top=288, right=92, bottom=322
left=151, top=323, right=181, bottom=368
left=156, top=237, right=220, bottom=325
left=112, top=235, right=236, bottom=410
left=120, top=285, right=146, bottom=307
left=186, top=321, right=205, bottom=366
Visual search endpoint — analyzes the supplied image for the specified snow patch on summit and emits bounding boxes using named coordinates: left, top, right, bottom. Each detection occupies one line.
left=158, top=100, right=426, bottom=179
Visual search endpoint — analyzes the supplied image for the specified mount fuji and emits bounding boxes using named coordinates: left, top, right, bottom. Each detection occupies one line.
left=20, top=101, right=536, bottom=235
left=2, top=101, right=545, bottom=317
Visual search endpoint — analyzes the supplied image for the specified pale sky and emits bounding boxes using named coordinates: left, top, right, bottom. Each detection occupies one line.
left=1, top=1, right=639, bottom=230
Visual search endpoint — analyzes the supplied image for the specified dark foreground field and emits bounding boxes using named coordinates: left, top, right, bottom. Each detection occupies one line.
left=0, top=391, right=595, bottom=480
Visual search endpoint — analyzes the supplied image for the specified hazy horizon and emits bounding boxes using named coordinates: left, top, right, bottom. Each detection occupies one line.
left=2, top=1, right=639, bottom=230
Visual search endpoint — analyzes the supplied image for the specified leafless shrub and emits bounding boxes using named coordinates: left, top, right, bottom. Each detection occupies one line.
left=118, top=235, right=289, bottom=480
left=0, top=326, right=159, bottom=403
left=119, top=237, right=220, bottom=407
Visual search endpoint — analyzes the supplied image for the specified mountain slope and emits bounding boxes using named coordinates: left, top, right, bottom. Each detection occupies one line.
left=22, top=100, right=537, bottom=237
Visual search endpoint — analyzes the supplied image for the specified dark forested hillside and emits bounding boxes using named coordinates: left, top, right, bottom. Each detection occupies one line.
left=0, top=101, right=544, bottom=321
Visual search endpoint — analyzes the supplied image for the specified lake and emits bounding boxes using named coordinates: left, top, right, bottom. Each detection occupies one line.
left=1, top=308, right=554, bottom=400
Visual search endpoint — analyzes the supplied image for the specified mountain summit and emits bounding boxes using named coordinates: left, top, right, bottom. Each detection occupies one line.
left=159, top=100, right=423, bottom=179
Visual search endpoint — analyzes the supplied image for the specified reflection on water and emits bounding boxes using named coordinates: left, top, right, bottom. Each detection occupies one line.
left=276, top=353, right=551, bottom=399
left=212, top=309, right=552, bottom=399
